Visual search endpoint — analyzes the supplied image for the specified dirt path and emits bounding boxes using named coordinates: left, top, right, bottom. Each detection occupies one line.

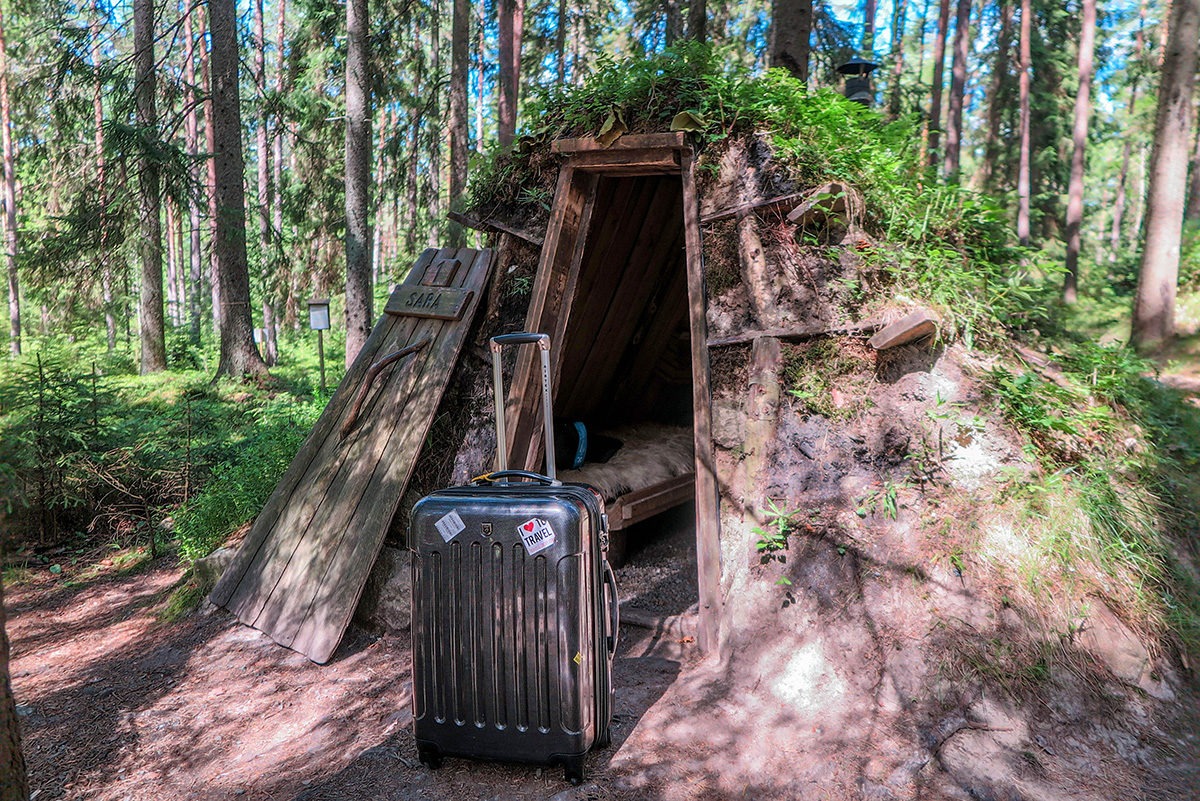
left=8, top=518, right=703, bottom=801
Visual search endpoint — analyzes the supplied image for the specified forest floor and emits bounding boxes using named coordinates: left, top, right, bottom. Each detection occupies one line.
left=7, top=510, right=711, bottom=801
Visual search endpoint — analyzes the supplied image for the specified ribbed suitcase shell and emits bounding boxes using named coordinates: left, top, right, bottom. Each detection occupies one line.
left=410, top=481, right=614, bottom=783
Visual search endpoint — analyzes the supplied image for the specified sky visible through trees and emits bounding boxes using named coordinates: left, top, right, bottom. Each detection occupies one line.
left=0, top=0, right=1194, bottom=368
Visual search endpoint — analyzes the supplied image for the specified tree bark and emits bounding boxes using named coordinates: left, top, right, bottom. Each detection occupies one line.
left=0, top=578, right=27, bottom=801
left=689, top=0, right=707, bottom=42
left=210, top=0, right=268, bottom=377
left=770, top=0, right=812, bottom=83
left=92, top=0, right=116, bottom=353
left=1016, top=0, right=1032, bottom=245
left=344, top=0, right=372, bottom=367
left=200, top=5, right=221, bottom=329
left=134, top=0, right=166, bottom=373
left=0, top=3, right=18, bottom=358
left=887, top=0, right=909, bottom=119
left=182, top=4, right=203, bottom=342
left=497, top=0, right=524, bottom=150
left=1131, top=0, right=1200, bottom=350
left=942, top=0, right=971, bottom=180
left=556, top=0, right=568, bottom=83
left=978, top=0, right=1012, bottom=190
left=448, top=0, right=469, bottom=249
left=927, top=0, right=951, bottom=169
left=1062, top=0, right=1096, bottom=304
left=863, top=0, right=877, bottom=54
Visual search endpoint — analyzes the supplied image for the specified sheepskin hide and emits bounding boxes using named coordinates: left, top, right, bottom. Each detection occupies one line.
left=558, top=423, right=694, bottom=502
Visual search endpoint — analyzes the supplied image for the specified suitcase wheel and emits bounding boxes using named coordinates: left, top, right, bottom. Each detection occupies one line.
left=417, top=743, right=442, bottom=770
left=562, top=755, right=586, bottom=785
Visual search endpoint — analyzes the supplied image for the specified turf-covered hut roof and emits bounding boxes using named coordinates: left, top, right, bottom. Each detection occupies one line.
left=447, top=119, right=886, bottom=655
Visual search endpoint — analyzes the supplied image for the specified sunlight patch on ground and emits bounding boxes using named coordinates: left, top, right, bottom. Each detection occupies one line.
left=770, top=640, right=846, bottom=713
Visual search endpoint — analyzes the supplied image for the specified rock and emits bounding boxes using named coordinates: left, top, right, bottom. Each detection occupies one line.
left=193, top=546, right=237, bottom=591
left=354, top=546, right=411, bottom=633
left=1077, top=599, right=1176, bottom=701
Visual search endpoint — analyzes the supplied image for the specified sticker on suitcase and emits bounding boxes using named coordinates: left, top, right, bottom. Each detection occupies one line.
left=434, top=510, right=466, bottom=542
left=518, top=517, right=556, bottom=555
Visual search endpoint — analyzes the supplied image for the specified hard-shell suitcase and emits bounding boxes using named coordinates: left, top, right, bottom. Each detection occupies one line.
left=409, top=332, right=619, bottom=784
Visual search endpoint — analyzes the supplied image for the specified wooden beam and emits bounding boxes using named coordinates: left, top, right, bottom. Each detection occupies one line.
left=506, top=166, right=598, bottom=473
left=551, top=132, right=687, bottom=154
left=700, top=192, right=808, bottom=224
left=681, top=148, right=723, bottom=658
left=707, top=320, right=882, bottom=348
left=608, top=473, right=695, bottom=531
left=446, top=209, right=544, bottom=246
left=569, top=148, right=682, bottom=173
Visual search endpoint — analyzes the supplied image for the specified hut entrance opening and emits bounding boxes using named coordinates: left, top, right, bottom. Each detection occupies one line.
left=552, top=173, right=695, bottom=566
left=503, top=136, right=721, bottom=651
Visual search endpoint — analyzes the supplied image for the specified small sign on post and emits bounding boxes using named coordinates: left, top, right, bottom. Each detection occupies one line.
left=308, top=298, right=331, bottom=393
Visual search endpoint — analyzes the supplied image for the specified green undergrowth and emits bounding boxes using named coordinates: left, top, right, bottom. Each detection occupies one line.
left=471, top=41, right=1044, bottom=344
left=982, top=340, right=1200, bottom=657
left=0, top=334, right=330, bottom=570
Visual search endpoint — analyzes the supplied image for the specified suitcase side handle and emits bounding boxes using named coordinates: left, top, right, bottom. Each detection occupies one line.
left=603, top=561, right=620, bottom=656
left=489, top=332, right=557, bottom=479
left=469, top=470, right=561, bottom=487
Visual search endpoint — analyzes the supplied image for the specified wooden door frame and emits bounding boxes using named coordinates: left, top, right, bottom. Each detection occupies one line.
left=505, top=133, right=723, bottom=654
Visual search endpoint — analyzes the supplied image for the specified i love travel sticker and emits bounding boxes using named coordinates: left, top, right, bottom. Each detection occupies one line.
left=518, top=517, right=556, bottom=555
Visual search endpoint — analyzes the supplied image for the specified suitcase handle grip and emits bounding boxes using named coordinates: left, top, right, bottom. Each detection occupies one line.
left=603, top=561, right=619, bottom=656
left=489, top=332, right=557, bottom=479
left=490, top=332, right=549, bottom=347
left=469, top=470, right=562, bottom=487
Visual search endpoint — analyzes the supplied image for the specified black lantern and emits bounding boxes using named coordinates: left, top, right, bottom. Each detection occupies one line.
left=837, top=56, right=880, bottom=106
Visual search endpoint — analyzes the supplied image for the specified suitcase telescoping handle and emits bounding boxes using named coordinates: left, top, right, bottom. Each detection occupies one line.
left=489, top=332, right=558, bottom=481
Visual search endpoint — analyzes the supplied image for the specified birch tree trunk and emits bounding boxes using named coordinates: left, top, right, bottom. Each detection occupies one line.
left=1131, top=0, right=1200, bottom=350
left=135, top=0, right=166, bottom=373
left=1062, top=0, right=1097, bottom=304
left=210, top=0, right=268, bottom=377
left=344, top=0, right=372, bottom=367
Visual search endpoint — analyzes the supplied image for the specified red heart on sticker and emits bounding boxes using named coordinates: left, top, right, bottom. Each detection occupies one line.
left=522, top=521, right=536, bottom=533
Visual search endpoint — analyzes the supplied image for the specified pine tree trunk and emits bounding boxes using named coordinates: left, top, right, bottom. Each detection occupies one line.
left=498, top=0, right=524, bottom=149
left=253, top=0, right=272, bottom=313
left=344, top=0, right=372, bottom=367
left=210, top=0, right=268, bottom=377
left=942, top=0, right=971, bottom=180
left=556, top=0, right=568, bottom=83
left=271, top=0, right=287, bottom=346
left=0, top=578, right=27, bottom=801
left=427, top=7, right=442, bottom=248
left=1131, top=0, right=1200, bottom=350
left=688, top=0, right=706, bottom=42
left=135, top=0, right=166, bottom=373
left=770, top=0, right=812, bottom=83
left=1062, top=0, right=1096, bottom=304
left=449, top=0, right=469, bottom=248
left=978, top=0, right=1012, bottom=190
left=200, top=5, right=221, bottom=329
left=92, top=0, right=116, bottom=353
left=928, top=0, right=951, bottom=169
left=1016, top=0, right=1032, bottom=245
left=166, top=199, right=179, bottom=325
left=1, top=4, right=19, bottom=358
left=183, top=4, right=203, bottom=343
left=863, top=0, right=877, bottom=54
left=887, top=0, right=909, bottom=119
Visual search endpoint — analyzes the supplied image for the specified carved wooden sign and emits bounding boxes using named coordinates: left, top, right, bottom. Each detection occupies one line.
left=384, top=286, right=474, bottom=320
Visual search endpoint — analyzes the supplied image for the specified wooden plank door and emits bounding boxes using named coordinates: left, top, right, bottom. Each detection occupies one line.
left=210, top=247, right=493, bottom=663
